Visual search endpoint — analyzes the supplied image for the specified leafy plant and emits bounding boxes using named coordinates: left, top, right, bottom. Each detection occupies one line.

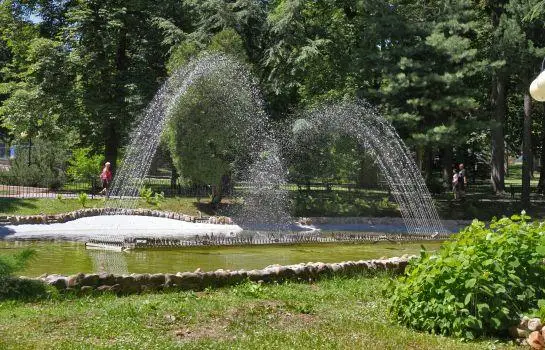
left=77, top=192, right=88, bottom=208
left=0, top=249, right=35, bottom=277
left=139, top=186, right=164, bottom=206
left=0, top=248, right=47, bottom=301
left=66, top=147, right=104, bottom=182
left=389, top=214, right=545, bottom=339
left=0, top=138, right=70, bottom=189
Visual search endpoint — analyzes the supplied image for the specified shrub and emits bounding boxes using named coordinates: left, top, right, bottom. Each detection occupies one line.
left=0, top=138, right=70, bottom=188
left=77, top=192, right=88, bottom=208
left=66, top=147, right=104, bottom=182
left=140, top=186, right=164, bottom=206
left=389, top=214, right=545, bottom=339
left=0, top=248, right=47, bottom=301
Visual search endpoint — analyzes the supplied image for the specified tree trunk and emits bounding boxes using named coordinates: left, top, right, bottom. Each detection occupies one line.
left=522, top=91, right=532, bottom=208
left=538, top=104, right=545, bottom=194
left=422, top=146, right=434, bottom=181
left=105, top=23, right=128, bottom=174
left=441, top=147, right=453, bottom=188
left=415, top=145, right=424, bottom=172
left=104, top=123, right=119, bottom=175
left=490, top=75, right=506, bottom=193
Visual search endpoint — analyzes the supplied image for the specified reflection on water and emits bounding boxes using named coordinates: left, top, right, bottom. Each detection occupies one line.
left=0, top=240, right=442, bottom=277
left=88, top=250, right=128, bottom=275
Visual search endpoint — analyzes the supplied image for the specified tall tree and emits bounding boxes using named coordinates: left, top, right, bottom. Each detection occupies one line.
left=64, top=0, right=190, bottom=171
left=381, top=0, right=491, bottom=183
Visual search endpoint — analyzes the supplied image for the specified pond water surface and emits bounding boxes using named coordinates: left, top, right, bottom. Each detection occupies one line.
left=0, top=240, right=442, bottom=277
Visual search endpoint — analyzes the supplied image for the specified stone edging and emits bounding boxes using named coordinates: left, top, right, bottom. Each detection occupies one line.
left=0, top=208, right=234, bottom=226
left=31, top=256, right=414, bottom=295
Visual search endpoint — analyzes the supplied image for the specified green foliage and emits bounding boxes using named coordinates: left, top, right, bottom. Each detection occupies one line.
left=390, top=214, right=545, bottom=339
left=0, top=276, right=48, bottom=301
left=0, top=138, right=70, bottom=188
left=0, top=248, right=35, bottom=277
left=0, top=248, right=46, bottom=301
left=139, top=186, right=164, bottom=206
left=232, top=281, right=266, bottom=298
left=77, top=192, right=88, bottom=208
left=292, top=193, right=398, bottom=217
left=66, top=147, right=104, bottom=182
left=165, top=53, right=264, bottom=195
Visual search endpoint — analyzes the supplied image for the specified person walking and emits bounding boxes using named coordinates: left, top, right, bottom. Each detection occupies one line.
left=100, top=162, right=112, bottom=196
left=452, top=168, right=460, bottom=200
left=458, top=163, right=467, bottom=199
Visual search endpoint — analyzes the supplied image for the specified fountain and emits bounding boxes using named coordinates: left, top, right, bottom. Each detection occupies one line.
left=289, top=100, right=444, bottom=235
left=1, top=53, right=445, bottom=248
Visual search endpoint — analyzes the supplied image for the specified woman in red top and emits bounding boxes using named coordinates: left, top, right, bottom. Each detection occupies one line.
left=100, top=162, right=112, bottom=195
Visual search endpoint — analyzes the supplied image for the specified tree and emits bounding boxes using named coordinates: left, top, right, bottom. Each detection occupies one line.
left=64, top=0, right=190, bottom=171
left=165, top=31, right=266, bottom=203
left=381, top=0, right=492, bottom=184
left=0, top=1, right=76, bottom=148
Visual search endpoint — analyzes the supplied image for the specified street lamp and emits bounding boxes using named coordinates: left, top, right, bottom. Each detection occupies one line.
left=530, top=57, right=545, bottom=101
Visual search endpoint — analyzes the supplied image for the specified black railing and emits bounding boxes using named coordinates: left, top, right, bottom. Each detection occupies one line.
left=0, top=175, right=394, bottom=200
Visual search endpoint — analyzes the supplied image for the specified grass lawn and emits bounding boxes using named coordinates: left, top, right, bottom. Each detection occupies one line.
left=0, top=276, right=516, bottom=350
left=0, top=197, right=206, bottom=216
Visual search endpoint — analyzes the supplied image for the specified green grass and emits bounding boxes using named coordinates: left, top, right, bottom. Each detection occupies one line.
left=0, top=197, right=206, bottom=216
left=0, top=276, right=516, bottom=349
left=505, top=163, right=540, bottom=186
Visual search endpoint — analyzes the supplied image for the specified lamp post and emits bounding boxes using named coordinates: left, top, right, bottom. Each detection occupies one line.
left=530, top=57, right=545, bottom=101
left=526, top=57, right=545, bottom=206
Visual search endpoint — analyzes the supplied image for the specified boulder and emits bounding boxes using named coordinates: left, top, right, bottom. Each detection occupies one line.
left=509, top=326, right=530, bottom=339
left=528, top=331, right=545, bottom=350
left=67, top=273, right=85, bottom=288
left=529, top=318, right=543, bottom=332
left=80, top=274, right=100, bottom=287
left=45, top=275, right=67, bottom=290
left=96, top=285, right=112, bottom=292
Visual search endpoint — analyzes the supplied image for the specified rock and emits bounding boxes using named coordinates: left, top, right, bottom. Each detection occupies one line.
left=80, top=274, right=100, bottom=287
left=529, top=318, right=543, bottom=332
left=96, top=285, right=111, bottom=292
left=528, top=331, right=545, bottom=349
left=164, top=314, right=176, bottom=323
left=178, top=272, right=203, bottom=290
left=521, top=316, right=531, bottom=329
left=67, top=273, right=85, bottom=288
left=97, top=273, right=116, bottom=286
left=79, top=286, right=94, bottom=295
left=109, top=284, right=122, bottom=293
left=45, top=275, right=67, bottom=290
left=149, top=274, right=166, bottom=289
left=509, top=325, right=530, bottom=339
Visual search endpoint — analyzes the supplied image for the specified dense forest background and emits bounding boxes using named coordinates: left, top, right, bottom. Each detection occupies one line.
left=1, top=0, right=545, bottom=201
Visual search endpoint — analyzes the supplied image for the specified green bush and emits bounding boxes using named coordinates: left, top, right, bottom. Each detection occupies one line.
left=0, top=138, right=70, bottom=188
left=389, top=214, right=545, bottom=339
left=66, top=147, right=104, bottom=182
left=139, top=186, right=165, bottom=206
left=77, top=192, right=88, bottom=208
left=0, top=248, right=47, bottom=301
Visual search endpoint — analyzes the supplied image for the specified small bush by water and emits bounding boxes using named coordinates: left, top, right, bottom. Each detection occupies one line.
left=0, top=249, right=47, bottom=301
left=390, top=214, right=545, bottom=339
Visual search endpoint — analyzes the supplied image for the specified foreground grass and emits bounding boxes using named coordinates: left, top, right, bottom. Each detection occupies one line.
left=0, top=276, right=515, bottom=349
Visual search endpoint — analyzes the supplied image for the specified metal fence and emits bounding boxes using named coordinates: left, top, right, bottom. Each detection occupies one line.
left=0, top=174, right=392, bottom=200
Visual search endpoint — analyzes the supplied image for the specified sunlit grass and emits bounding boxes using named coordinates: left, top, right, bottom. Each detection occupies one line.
left=0, top=276, right=517, bottom=349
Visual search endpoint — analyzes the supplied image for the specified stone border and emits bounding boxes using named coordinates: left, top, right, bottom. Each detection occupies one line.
left=31, top=256, right=414, bottom=295
left=0, top=208, right=234, bottom=226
